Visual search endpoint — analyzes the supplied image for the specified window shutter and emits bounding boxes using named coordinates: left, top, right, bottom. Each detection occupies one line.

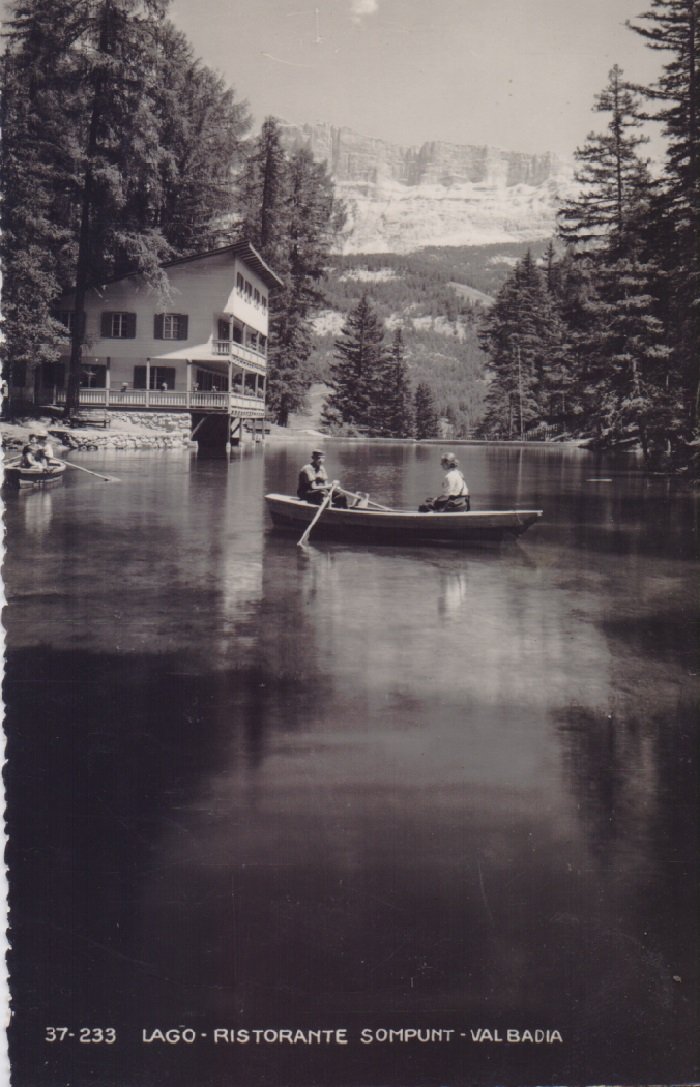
left=177, top=315, right=188, bottom=341
left=78, top=312, right=86, bottom=339
left=153, top=314, right=164, bottom=340
left=125, top=312, right=137, bottom=339
left=100, top=312, right=112, bottom=337
left=133, top=366, right=147, bottom=390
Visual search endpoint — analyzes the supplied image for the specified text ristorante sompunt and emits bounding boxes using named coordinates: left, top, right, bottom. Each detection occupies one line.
left=141, top=1027, right=564, bottom=1045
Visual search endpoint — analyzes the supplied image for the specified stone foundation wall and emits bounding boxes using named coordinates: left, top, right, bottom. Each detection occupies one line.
left=51, top=429, right=192, bottom=451
left=105, top=412, right=192, bottom=433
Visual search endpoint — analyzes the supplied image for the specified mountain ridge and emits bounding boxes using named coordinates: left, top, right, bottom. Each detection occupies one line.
left=280, top=121, right=576, bottom=254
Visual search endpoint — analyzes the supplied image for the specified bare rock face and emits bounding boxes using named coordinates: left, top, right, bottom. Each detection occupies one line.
left=280, top=122, right=575, bottom=253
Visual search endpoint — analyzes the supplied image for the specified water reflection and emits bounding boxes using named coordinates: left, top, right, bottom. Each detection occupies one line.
left=4, top=441, right=699, bottom=1087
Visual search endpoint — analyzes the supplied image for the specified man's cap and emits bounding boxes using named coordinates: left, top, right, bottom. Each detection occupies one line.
left=311, top=449, right=325, bottom=457
left=35, top=430, right=48, bottom=438
left=441, top=450, right=458, bottom=465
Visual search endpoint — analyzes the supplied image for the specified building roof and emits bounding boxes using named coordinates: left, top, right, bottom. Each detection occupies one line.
left=161, top=239, right=284, bottom=290
left=65, top=238, right=284, bottom=296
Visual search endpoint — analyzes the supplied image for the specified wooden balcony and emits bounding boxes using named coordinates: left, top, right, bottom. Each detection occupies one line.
left=213, top=341, right=267, bottom=375
left=54, top=388, right=266, bottom=418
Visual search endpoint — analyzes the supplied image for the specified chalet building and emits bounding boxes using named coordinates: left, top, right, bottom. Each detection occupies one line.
left=16, top=240, right=283, bottom=444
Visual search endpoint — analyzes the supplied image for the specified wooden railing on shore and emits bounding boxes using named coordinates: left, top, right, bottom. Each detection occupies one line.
left=54, top=388, right=266, bottom=417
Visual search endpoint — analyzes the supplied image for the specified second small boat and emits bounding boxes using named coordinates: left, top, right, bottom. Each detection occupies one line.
left=3, top=459, right=67, bottom=491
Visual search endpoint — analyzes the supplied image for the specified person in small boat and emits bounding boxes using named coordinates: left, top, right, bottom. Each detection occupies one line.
left=419, top=451, right=470, bottom=512
left=34, top=431, right=57, bottom=466
left=20, top=440, right=39, bottom=468
left=297, top=449, right=347, bottom=507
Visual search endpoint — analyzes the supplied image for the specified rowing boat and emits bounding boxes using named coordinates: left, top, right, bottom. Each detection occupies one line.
left=265, top=493, right=543, bottom=545
left=3, top=459, right=67, bottom=490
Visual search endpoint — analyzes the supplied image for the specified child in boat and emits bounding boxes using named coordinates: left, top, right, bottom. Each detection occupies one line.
left=419, top=451, right=470, bottom=512
left=34, top=431, right=56, bottom=466
left=20, top=441, right=39, bottom=468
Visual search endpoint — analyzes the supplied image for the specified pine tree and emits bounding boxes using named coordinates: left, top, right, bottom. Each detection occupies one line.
left=239, top=126, right=345, bottom=425
left=154, top=25, right=250, bottom=254
left=1, top=0, right=175, bottom=418
left=322, top=294, right=386, bottom=431
left=559, top=65, right=651, bottom=252
left=479, top=252, right=560, bottom=437
left=375, top=328, right=414, bottom=437
left=0, top=4, right=74, bottom=401
left=414, top=382, right=439, bottom=439
left=628, top=0, right=700, bottom=438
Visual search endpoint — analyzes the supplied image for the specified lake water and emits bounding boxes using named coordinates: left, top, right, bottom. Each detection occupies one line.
left=4, top=441, right=699, bottom=1087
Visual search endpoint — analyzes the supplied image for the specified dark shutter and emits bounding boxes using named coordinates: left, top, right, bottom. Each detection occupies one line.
left=176, top=315, right=188, bottom=340
left=124, top=312, right=137, bottom=339
left=133, top=366, right=147, bottom=390
left=101, top=312, right=112, bottom=337
left=153, top=314, right=164, bottom=340
left=77, top=312, right=86, bottom=339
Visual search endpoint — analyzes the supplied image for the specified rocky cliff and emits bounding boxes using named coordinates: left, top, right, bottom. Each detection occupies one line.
left=281, top=122, right=575, bottom=253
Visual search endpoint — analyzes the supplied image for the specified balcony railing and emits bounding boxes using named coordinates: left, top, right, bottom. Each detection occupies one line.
left=213, top=341, right=267, bottom=374
left=54, top=388, right=265, bottom=416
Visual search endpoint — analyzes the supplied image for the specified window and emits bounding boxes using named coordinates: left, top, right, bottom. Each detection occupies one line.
left=101, top=312, right=136, bottom=339
left=261, top=295, right=268, bottom=312
left=254, top=288, right=260, bottom=306
left=244, top=280, right=252, bottom=300
left=259, top=334, right=267, bottom=355
left=236, top=272, right=244, bottom=293
left=154, top=313, right=188, bottom=341
left=133, top=365, right=176, bottom=390
left=217, top=318, right=230, bottom=341
left=232, top=322, right=243, bottom=344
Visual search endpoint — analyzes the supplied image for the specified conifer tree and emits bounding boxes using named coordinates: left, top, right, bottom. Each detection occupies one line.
left=479, top=252, right=561, bottom=437
left=559, top=65, right=651, bottom=252
left=414, top=382, right=439, bottom=439
left=628, top=0, right=700, bottom=438
left=239, top=125, right=344, bottom=425
left=322, top=294, right=386, bottom=431
left=377, top=328, right=414, bottom=437
left=153, top=26, right=250, bottom=254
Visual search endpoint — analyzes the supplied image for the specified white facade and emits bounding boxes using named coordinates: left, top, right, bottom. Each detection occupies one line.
left=30, top=241, right=283, bottom=419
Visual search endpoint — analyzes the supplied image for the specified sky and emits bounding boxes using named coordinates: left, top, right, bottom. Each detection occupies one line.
left=168, top=0, right=667, bottom=158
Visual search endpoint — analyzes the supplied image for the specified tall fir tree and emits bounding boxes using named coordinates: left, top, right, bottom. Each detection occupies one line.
left=322, top=294, right=386, bottom=431
left=374, top=327, right=414, bottom=437
left=559, top=65, right=652, bottom=252
left=238, top=123, right=344, bottom=425
left=628, top=0, right=700, bottom=440
left=414, top=382, right=439, bottom=440
left=479, top=252, right=562, bottom=437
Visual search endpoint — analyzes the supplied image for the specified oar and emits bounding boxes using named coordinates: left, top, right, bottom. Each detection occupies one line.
left=336, top=486, right=392, bottom=511
left=58, top=459, right=121, bottom=483
left=298, top=483, right=336, bottom=547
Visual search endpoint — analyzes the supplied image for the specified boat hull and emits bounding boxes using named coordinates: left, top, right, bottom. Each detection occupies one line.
left=3, top=460, right=66, bottom=490
left=265, top=494, right=543, bottom=546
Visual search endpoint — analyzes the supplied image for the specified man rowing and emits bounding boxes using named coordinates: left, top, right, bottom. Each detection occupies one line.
left=297, top=449, right=348, bottom=507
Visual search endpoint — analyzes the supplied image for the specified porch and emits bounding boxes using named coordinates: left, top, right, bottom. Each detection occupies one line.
left=52, top=387, right=265, bottom=418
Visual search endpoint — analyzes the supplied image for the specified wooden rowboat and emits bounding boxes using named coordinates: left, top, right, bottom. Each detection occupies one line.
left=3, top=459, right=67, bottom=490
left=265, top=494, right=543, bottom=546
